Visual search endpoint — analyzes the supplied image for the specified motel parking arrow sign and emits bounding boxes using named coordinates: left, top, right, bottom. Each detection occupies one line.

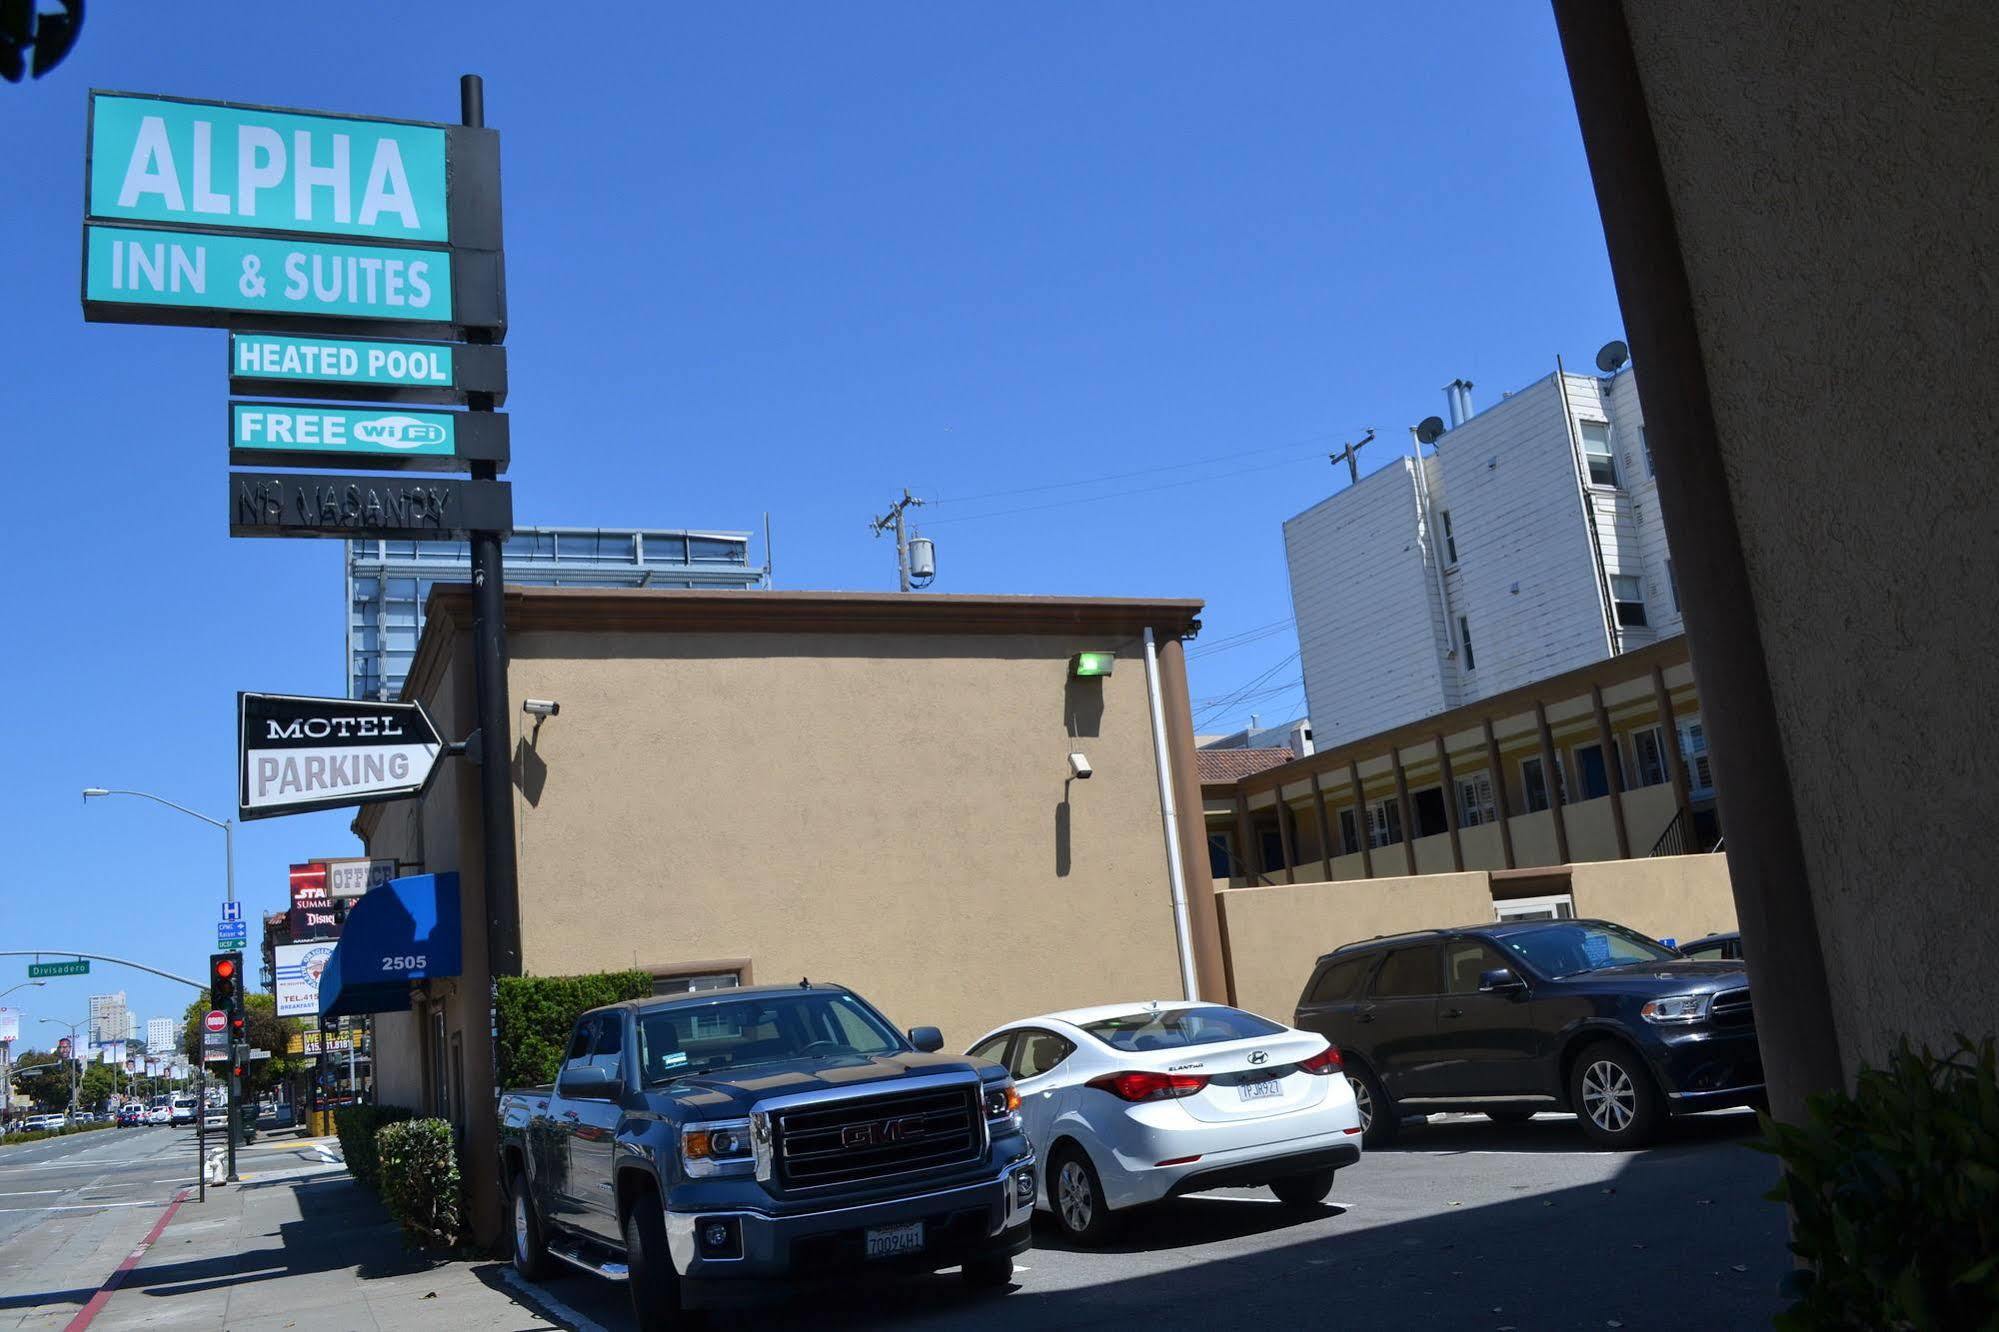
left=238, top=691, right=443, bottom=821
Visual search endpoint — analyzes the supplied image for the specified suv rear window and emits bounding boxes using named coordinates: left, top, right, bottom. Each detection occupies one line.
left=1306, top=957, right=1367, bottom=1003
left=1082, top=1005, right=1282, bottom=1052
left=1370, top=945, right=1440, bottom=997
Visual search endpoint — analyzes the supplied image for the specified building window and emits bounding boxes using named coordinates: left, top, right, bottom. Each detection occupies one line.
left=1640, top=426, right=1654, bottom=477
left=1260, top=827, right=1286, bottom=872
left=1581, top=421, right=1619, bottom=487
left=1573, top=743, right=1612, bottom=801
left=653, top=970, right=741, bottom=997
left=1369, top=800, right=1403, bottom=848
left=1441, top=509, right=1458, bottom=564
left=1612, top=574, right=1648, bottom=627
left=1207, top=833, right=1232, bottom=879
left=1679, top=721, right=1716, bottom=798
left=1667, top=559, right=1680, bottom=613
left=1633, top=726, right=1669, bottom=787
left=1458, top=615, right=1476, bottom=671
left=1521, top=755, right=1567, bottom=812
left=1458, top=772, right=1497, bottom=827
left=1338, top=807, right=1361, bottom=856
left=1495, top=894, right=1577, bottom=923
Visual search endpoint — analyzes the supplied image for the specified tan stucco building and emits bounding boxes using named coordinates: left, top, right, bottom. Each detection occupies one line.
left=355, top=586, right=1220, bottom=1238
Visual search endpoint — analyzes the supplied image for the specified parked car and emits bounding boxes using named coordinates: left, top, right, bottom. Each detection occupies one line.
left=146, top=1104, right=172, bottom=1126
left=20, top=1113, right=68, bottom=1132
left=201, top=1108, right=228, bottom=1132
left=1676, top=931, right=1743, bottom=963
left=169, top=1096, right=196, bottom=1126
left=499, top=982, right=1035, bottom=1328
left=965, top=1001, right=1361, bottom=1243
left=116, top=1104, right=145, bottom=1127
left=1295, top=918, right=1762, bottom=1149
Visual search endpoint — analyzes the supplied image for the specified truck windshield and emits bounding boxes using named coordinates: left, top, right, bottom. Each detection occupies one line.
left=1496, top=921, right=1678, bottom=978
left=636, top=991, right=905, bottom=1085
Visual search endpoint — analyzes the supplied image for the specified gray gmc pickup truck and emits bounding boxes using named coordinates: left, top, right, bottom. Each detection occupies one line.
left=497, top=982, right=1036, bottom=1328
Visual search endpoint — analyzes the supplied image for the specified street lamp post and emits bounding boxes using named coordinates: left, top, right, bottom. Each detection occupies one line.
left=80, top=788, right=238, bottom=1180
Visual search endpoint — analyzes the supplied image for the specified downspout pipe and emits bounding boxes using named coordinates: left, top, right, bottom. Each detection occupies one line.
left=1410, top=429, right=1458, bottom=659
left=1142, top=627, right=1201, bottom=1001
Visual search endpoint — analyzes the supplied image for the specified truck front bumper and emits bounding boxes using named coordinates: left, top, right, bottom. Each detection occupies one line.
left=667, top=1153, right=1037, bottom=1286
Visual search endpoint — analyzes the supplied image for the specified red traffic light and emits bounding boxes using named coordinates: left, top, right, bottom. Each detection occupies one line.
left=216, top=958, right=236, bottom=979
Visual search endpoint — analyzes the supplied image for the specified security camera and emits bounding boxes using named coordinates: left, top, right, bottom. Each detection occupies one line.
left=521, top=699, right=560, bottom=718
left=1068, top=752, right=1093, bottom=780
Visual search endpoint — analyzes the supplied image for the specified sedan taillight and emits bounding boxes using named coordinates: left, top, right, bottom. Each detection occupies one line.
left=1298, top=1045, right=1344, bottom=1076
left=1087, top=1070, right=1209, bottom=1102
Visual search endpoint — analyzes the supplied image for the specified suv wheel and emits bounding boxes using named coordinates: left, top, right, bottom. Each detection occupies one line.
left=1050, top=1146, right=1117, bottom=1245
left=1570, top=1041, right=1662, bottom=1148
left=1347, top=1062, right=1398, bottom=1147
left=510, top=1170, right=556, bottom=1282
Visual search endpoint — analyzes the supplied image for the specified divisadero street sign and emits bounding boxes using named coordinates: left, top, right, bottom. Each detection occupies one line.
left=230, top=471, right=513, bottom=540
left=229, top=402, right=508, bottom=472
left=28, top=960, right=90, bottom=978
left=238, top=692, right=444, bottom=820
left=229, top=332, right=507, bottom=406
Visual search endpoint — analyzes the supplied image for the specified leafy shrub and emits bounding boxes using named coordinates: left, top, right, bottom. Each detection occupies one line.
left=1757, top=1035, right=1999, bottom=1330
left=335, top=1103, right=416, bottom=1189
left=376, top=1118, right=463, bottom=1249
left=496, top=970, right=651, bottom=1089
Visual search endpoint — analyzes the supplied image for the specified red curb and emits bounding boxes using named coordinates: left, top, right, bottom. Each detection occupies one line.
left=64, top=1187, right=190, bottom=1331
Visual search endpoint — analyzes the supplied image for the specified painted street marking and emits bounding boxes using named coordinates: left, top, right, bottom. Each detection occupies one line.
left=63, top=1187, right=188, bottom=1331
left=0, top=1200, right=172, bottom=1213
left=500, top=1268, right=607, bottom=1332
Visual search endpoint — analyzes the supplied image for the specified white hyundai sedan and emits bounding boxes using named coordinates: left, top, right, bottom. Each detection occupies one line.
left=967, top=1001, right=1363, bottom=1243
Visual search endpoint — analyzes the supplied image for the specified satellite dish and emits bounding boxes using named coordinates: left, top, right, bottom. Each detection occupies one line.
left=1595, top=340, right=1630, bottom=374
left=1415, top=416, right=1446, bottom=446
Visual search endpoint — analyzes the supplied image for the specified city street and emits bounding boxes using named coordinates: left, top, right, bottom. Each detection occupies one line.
left=0, top=1126, right=200, bottom=1325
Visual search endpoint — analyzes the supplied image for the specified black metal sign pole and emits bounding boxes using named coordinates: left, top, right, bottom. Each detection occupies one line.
left=459, top=79, right=523, bottom=1073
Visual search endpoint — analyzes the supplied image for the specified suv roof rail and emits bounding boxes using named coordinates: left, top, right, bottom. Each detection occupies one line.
left=1323, top=928, right=1444, bottom=958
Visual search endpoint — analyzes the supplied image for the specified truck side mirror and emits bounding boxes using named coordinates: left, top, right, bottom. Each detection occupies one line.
left=557, top=1066, right=617, bottom=1100
left=1479, top=967, right=1527, bottom=995
left=907, top=1026, right=944, bottom=1053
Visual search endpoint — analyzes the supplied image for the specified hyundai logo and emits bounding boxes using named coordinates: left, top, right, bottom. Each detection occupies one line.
left=1248, top=1050, right=1269, bottom=1065
left=354, top=415, right=447, bottom=449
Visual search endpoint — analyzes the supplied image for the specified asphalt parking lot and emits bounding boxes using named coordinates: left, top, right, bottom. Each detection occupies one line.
left=501, top=1109, right=1789, bottom=1332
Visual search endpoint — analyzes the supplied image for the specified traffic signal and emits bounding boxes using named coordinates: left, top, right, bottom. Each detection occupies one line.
left=208, top=953, right=241, bottom=1013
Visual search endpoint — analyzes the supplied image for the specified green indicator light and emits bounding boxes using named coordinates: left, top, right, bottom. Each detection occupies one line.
left=1072, top=652, right=1116, bottom=678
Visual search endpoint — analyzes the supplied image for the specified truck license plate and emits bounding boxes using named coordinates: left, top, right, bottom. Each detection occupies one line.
left=864, top=1220, right=924, bottom=1259
left=1238, top=1078, right=1284, bottom=1102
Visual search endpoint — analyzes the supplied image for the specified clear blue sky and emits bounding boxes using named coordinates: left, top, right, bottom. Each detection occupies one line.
left=0, top=3, right=1622, bottom=1036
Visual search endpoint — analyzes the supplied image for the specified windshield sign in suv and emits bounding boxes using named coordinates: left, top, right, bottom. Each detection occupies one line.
left=1294, top=918, right=1762, bottom=1148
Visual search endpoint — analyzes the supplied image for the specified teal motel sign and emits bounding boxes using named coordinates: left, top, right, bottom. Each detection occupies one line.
left=230, top=402, right=507, bottom=473
left=228, top=332, right=506, bottom=406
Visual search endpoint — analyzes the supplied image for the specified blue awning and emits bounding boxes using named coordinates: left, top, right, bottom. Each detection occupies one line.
left=318, top=872, right=462, bottom=1019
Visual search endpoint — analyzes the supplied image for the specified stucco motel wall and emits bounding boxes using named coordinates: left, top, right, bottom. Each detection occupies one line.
left=1623, top=2, right=1999, bottom=1068
left=504, top=629, right=1186, bottom=1049
left=1219, top=874, right=1494, bottom=1023
left=1568, top=854, right=1736, bottom=948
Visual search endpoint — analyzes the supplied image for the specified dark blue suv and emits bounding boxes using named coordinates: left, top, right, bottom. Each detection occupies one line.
left=1293, top=918, right=1762, bottom=1148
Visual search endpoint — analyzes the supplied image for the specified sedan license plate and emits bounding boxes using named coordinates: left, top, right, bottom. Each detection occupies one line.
left=864, top=1220, right=925, bottom=1259
left=1238, top=1077, right=1285, bottom=1102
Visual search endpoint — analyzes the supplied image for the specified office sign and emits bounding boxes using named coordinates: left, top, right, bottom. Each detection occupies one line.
left=274, top=942, right=336, bottom=1018
left=89, top=93, right=449, bottom=243
left=229, top=402, right=508, bottom=473
left=28, top=959, right=89, bottom=978
left=229, top=332, right=507, bottom=406
left=325, top=858, right=397, bottom=899
left=238, top=692, right=443, bottom=820
left=229, top=471, right=512, bottom=541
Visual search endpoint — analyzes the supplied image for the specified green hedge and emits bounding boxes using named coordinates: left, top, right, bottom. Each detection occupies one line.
left=377, top=1118, right=463, bottom=1249
left=335, top=1103, right=417, bottom=1189
left=496, top=970, right=652, bottom=1089
left=1758, top=1035, right=1999, bottom=1330
left=1, top=1120, right=118, bottom=1149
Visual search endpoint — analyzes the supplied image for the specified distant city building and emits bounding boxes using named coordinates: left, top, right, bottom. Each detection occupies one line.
left=345, top=526, right=767, bottom=700
left=146, top=1016, right=176, bottom=1055
left=1285, top=360, right=1685, bottom=749
left=1199, top=716, right=1312, bottom=755
left=87, top=992, right=127, bottom=1047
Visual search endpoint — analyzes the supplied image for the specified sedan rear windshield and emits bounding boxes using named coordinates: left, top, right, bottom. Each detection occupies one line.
left=636, top=991, right=903, bottom=1085
left=1082, top=1005, right=1283, bottom=1052
left=1496, top=921, right=1678, bottom=978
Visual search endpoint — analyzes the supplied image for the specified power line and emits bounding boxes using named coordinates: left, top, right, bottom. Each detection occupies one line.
left=1192, top=649, right=1301, bottom=722
left=1187, top=617, right=1295, bottom=661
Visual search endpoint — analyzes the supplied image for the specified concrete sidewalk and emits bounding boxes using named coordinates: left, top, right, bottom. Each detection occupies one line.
left=85, top=1142, right=560, bottom=1331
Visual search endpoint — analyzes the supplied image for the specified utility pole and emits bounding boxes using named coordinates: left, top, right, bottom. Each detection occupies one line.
left=1330, top=428, right=1377, bottom=485
left=869, top=489, right=925, bottom=592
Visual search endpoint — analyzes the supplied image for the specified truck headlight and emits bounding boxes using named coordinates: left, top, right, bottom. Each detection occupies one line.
left=1640, top=992, right=1713, bottom=1024
left=681, top=1118, right=754, bottom=1177
left=984, top=1082, right=1022, bottom=1131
